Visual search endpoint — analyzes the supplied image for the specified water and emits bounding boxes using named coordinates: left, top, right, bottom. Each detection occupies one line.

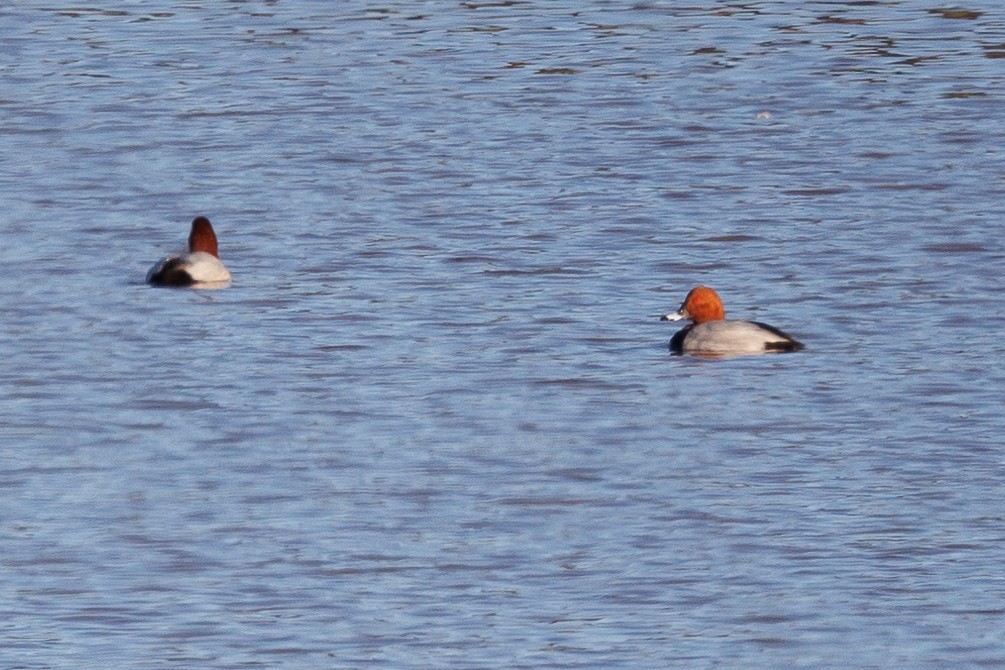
left=2, top=1, right=1005, bottom=667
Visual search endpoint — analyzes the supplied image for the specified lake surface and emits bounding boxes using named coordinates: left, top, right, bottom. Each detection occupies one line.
left=2, top=1, right=1005, bottom=667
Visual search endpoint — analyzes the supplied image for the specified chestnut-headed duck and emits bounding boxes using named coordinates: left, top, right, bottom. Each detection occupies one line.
left=661, top=286, right=803, bottom=355
left=147, top=216, right=232, bottom=287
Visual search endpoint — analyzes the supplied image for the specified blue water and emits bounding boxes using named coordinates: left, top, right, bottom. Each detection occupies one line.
left=2, top=2, right=1005, bottom=668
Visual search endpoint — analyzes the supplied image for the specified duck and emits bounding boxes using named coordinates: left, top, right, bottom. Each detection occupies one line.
left=661, top=286, right=803, bottom=355
left=147, top=216, right=232, bottom=287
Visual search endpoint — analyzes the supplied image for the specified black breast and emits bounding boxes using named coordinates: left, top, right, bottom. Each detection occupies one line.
left=668, top=325, right=692, bottom=354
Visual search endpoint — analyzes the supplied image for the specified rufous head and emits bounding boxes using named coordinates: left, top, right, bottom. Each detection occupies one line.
left=662, top=286, right=726, bottom=324
left=188, top=216, right=220, bottom=258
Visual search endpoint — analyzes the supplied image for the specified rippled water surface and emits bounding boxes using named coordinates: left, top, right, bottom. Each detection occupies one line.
left=3, top=1, right=1005, bottom=668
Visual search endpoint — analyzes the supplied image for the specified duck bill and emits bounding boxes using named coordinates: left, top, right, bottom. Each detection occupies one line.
left=660, top=309, right=687, bottom=322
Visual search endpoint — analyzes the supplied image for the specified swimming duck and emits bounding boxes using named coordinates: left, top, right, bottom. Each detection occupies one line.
left=147, top=216, right=232, bottom=287
left=661, top=286, right=803, bottom=355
